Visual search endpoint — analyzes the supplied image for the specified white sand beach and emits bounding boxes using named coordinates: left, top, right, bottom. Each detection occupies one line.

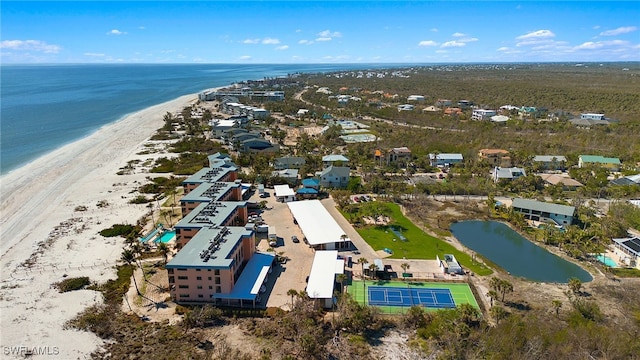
left=0, top=93, right=198, bottom=359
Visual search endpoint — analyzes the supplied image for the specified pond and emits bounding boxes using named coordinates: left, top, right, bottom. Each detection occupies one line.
left=450, top=220, right=592, bottom=283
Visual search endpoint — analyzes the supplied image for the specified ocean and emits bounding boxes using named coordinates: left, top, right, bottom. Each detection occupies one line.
left=0, top=63, right=386, bottom=175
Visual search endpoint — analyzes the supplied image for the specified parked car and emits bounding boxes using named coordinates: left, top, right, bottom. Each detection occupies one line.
left=291, top=235, right=300, bottom=243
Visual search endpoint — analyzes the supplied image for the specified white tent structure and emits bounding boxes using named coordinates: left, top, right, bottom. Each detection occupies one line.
left=287, top=200, right=350, bottom=250
left=306, top=250, right=344, bottom=308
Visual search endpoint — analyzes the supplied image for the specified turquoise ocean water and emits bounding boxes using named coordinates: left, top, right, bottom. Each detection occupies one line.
left=0, top=63, right=384, bottom=175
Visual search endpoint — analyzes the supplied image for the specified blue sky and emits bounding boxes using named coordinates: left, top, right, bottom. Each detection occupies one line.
left=1, top=1, right=639, bottom=63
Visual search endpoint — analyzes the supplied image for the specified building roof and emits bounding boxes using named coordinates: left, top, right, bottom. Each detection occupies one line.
left=213, top=252, right=275, bottom=301
left=579, top=155, right=621, bottom=165
left=570, top=118, right=611, bottom=126
left=306, top=250, right=343, bottom=299
left=320, top=166, right=350, bottom=178
left=301, top=178, right=320, bottom=187
left=512, top=198, right=575, bottom=217
left=429, top=153, right=463, bottom=161
left=390, top=147, right=411, bottom=154
left=274, top=184, right=295, bottom=197
left=494, top=167, right=526, bottom=179
left=490, top=115, right=509, bottom=122
left=181, top=181, right=240, bottom=203
left=175, top=201, right=246, bottom=230
left=539, top=174, right=583, bottom=187
left=613, top=236, right=640, bottom=256
left=273, top=169, right=299, bottom=179
left=322, top=154, right=349, bottom=162
left=533, top=155, right=567, bottom=163
left=274, top=156, right=305, bottom=168
left=287, top=200, right=349, bottom=246
left=184, top=164, right=237, bottom=185
left=480, top=148, right=509, bottom=155
left=610, top=174, right=640, bottom=186
left=166, top=226, right=252, bottom=269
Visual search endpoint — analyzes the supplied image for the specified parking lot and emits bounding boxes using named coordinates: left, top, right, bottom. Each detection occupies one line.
left=250, top=189, right=316, bottom=309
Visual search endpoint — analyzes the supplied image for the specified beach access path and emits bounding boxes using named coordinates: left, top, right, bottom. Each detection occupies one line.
left=0, top=94, right=197, bottom=359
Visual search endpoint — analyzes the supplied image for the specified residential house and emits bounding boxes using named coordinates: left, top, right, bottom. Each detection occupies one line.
left=492, top=167, right=526, bottom=182
left=581, top=113, right=605, bottom=121
left=322, top=154, right=349, bottom=168
left=578, top=155, right=621, bottom=172
left=239, top=138, right=279, bottom=153
left=407, top=95, right=425, bottom=102
left=273, top=156, right=306, bottom=170
left=612, top=236, right=640, bottom=269
left=471, top=109, right=497, bottom=121
left=274, top=184, right=296, bottom=203
left=532, top=155, right=567, bottom=171
left=210, top=119, right=239, bottom=139
left=388, top=147, right=412, bottom=166
left=272, top=169, right=299, bottom=186
left=317, top=166, right=350, bottom=188
left=538, top=174, right=583, bottom=191
left=429, top=153, right=464, bottom=167
left=570, top=118, right=611, bottom=127
left=296, top=178, right=320, bottom=199
left=166, top=225, right=275, bottom=307
left=436, top=99, right=452, bottom=107
left=610, top=174, right=640, bottom=186
left=457, top=100, right=473, bottom=108
left=422, top=105, right=441, bottom=112
left=512, top=198, right=575, bottom=225
left=444, top=107, right=463, bottom=116
left=479, top=149, right=511, bottom=167
left=397, top=104, right=414, bottom=111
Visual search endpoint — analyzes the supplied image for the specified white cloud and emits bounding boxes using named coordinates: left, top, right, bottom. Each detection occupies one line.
left=452, top=32, right=466, bottom=37
left=276, top=45, right=289, bottom=50
left=430, top=28, right=438, bottom=32
left=0, top=40, right=61, bottom=53
left=262, top=38, right=280, bottom=45
left=84, top=52, right=105, bottom=57
left=316, top=37, right=332, bottom=42
left=318, top=30, right=342, bottom=38
left=298, top=39, right=312, bottom=45
left=497, top=47, right=510, bottom=52
left=600, top=26, right=637, bottom=36
left=516, top=29, right=555, bottom=40
left=459, top=37, right=478, bottom=43
left=238, top=55, right=251, bottom=60
left=435, top=50, right=448, bottom=54
left=107, top=29, right=127, bottom=35
left=243, top=38, right=260, bottom=44
left=295, top=29, right=302, bottom=33
left=574, top=40, right=630, bottom=50
left=592, top=25, right=601, bottom=30
left=418, top=40, right=439, bottom=47
left=138, top=26, right=146, bottom=30
left=441, top=41, right=465, bottom=48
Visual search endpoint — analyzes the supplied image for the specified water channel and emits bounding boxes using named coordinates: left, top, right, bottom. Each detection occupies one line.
left=450, top=220, right=593, bottom=283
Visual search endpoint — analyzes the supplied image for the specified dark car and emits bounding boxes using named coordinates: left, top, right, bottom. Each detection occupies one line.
left=291, top=235, right=300, bottom=243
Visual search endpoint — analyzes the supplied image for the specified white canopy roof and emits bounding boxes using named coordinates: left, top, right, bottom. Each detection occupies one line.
left=274, top=184, right=295, bottom=197
left=306, top=250, right=342, bottom=299
left=287, top=200, right=349, bottom=246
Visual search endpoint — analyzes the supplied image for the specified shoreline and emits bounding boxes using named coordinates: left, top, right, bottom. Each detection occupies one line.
left=0, top=92, right=199, bottom=358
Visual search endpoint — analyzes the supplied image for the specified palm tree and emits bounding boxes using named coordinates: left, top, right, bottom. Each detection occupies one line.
left=336, top=273, right=347, bottom=293
left=368, top=264, right=379, bottom=280
left=487, top=290, right=498, bottom=307
left=490, top=306, right=508, bottom=324
left=568, top=277, right=582, bottom=295
left=287, top=288, right=298, bottom=309
left=157, top=242, right=170, bottom=265
left=552, top=299, right=563, bottom=318
left=499, top=279, right=514, bottom=302
left=357, top=257, right=368, bottom=280
left=121, top=249, right=141, bottom=296
left=400, top=262, right=410, bottom=279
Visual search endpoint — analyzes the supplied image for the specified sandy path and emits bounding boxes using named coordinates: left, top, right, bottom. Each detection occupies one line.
left=0, top=94, right=197, bottom=359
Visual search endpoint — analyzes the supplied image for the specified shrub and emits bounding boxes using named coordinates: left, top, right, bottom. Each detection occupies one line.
left=54, top=276, right=90, bottom=292
left=99, top=224, right=138, bottom=238
left=129, top=195, right=150, bottom=204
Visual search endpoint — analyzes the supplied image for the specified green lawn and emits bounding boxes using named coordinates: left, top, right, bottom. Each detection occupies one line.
left=354, top=202, right=492, bottom=276
left=347, top=280, right=479, bottom=314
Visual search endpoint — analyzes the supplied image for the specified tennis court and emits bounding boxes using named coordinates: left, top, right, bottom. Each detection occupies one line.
left=348, top=280, right=479, bottom=314
left=368, top=286, right=455, bottom=308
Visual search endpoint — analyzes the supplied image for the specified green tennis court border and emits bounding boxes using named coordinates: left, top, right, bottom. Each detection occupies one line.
left=347, top=280, right=479, bottom=315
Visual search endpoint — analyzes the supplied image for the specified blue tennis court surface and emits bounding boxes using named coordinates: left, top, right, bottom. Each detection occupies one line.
left=367, top=286, right=455, bottom=308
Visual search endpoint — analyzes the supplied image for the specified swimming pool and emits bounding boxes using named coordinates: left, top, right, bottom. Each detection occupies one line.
left=595, top=254, right=618, bottom=268
left=156, top=230, right=176, bottom=243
